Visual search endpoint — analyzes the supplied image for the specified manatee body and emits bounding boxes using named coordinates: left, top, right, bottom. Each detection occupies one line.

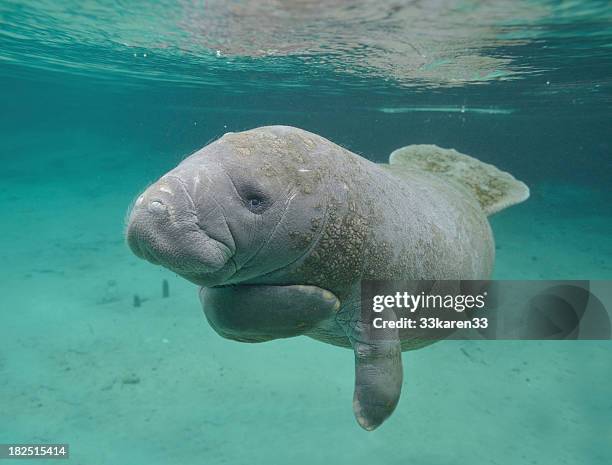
left=126, top=125, right=528, bottom=430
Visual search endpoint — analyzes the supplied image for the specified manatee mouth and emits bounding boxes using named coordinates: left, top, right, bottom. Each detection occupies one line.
left=177, top=257, right=239, bottom=287
left=128, top=219, right=233, bottom=275
left=126, top=176, right=236, bottom=282
left=131, top=240, right=161, bottom=265
left=130, top=229, right=231, bottom=273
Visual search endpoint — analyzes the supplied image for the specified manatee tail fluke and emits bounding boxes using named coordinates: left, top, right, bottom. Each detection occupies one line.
left=389, top=145, right=529, bottom=215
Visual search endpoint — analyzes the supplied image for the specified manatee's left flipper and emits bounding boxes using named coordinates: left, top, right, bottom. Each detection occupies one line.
left=199, top=285, right=340, bottom=343
left=339, top=306, right=403, bottom=431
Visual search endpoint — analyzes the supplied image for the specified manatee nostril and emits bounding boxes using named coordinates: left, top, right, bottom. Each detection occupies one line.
left=148, top=199, right=167, bottom=213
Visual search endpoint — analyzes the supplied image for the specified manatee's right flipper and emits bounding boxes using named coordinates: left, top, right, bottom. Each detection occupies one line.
left=339, top=306, right=403, bottom=431
left=199, top=285, right=340, bottom=343
left=386, top=144, right=529, bottom=215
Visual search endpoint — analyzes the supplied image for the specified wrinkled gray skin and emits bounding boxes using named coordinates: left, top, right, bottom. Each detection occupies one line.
left=126, top=126, right=493, bottom=430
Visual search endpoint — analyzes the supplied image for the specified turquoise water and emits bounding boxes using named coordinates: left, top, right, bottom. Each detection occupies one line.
left=1, top=1, right=612, bottom=464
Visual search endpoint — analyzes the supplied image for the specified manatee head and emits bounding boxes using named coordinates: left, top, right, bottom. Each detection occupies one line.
left=126, top=126, right=332, bottom=287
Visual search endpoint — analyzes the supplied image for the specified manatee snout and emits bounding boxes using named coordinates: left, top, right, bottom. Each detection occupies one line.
left=126, top=174, right=236, bottom=284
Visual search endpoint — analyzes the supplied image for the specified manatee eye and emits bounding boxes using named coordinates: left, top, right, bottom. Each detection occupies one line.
left=232, top=176, right=271, bottom=214
left=246, top=195, right=267, bottom=213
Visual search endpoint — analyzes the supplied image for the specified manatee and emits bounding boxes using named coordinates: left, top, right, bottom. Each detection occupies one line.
left=126, top=125, right=529, bottom=430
